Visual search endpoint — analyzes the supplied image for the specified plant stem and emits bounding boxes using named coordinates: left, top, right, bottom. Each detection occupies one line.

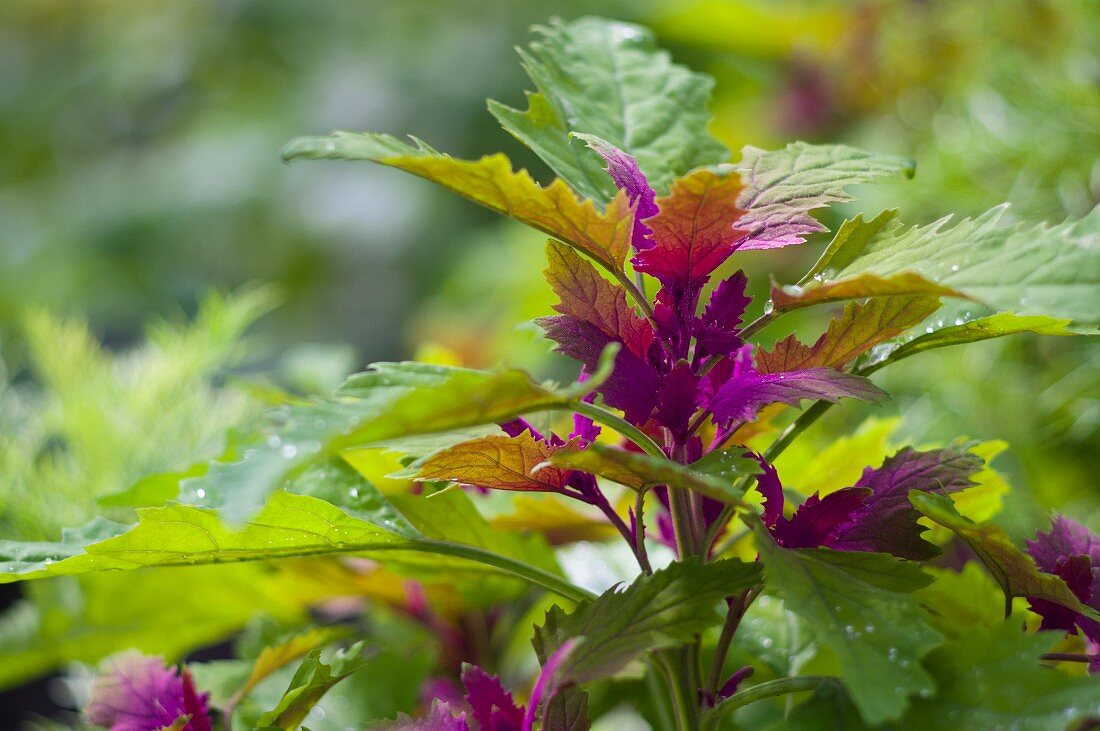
left=634, top=487, right=653, bottom=574
left=738, top=309, right=779, bottom=340
left=1041, top=653, right=1097, bottom=663
left=567, top=401, right=665, bottom=459
left=705, top=586, right=760, bottom=696
left=616, top=270, right=656, bottom=321
left=707, top=676, right=830, bottom=722
left=591, top=488, right=651, bottom=573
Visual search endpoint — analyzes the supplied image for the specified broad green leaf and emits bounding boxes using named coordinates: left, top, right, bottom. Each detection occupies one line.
left=533, top=559, right=761, bottom=685
left=544, top=443, right=758, bottom=505
left=414, top=432, right=573, bottom=492
left=734, top=143, right=915, bottom=250
left=774, top=679, right=867, bottom=731
left=901, top=621, right=1100, bottom=729
left=915, top=564, right=1005, bottom=640
left=752, top=522, right=941, bottom=724
left=257, top=642, right=367, bottom=729
left=178, top=361, right=602, bottom=522
left=757, top=295, right=941, bottom=373
left=910, top=491, right=1087, bottom=616
left=0, top=488, right=586, bottom=602
left=281, top=133, right=634, bottom=272
left=487, top=16, right=728, bottom=201
left=798, top=204, right=1100, bottom=323
left=862, top=312, right=1080, bottom=372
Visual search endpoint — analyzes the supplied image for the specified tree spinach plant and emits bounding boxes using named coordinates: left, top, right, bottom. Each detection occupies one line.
left=2, top=15, right=1099, bottom=731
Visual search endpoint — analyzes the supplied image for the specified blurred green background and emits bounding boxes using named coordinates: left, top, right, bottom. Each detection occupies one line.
left=0, top=0, right=1097, bottom=723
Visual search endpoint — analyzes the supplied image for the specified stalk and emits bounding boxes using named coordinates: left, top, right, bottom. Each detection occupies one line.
left=706, top=676, right=830, bottom=723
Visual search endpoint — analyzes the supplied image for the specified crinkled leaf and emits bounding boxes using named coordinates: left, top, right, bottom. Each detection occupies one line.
left=752, top=522, right=941, bottom=724
left=864, top=312, right=1080, bottom=372
left=900, top=621, right=1100, bottom=730
left=414, top=432, right=571, bottom=492
left=488, top=16, right=728, bottom=202
left=803, top=204, right=1100, bottom=324
left=370, top=701, right=468, bottom=730
left=544, top=443, right=757, bottom=505
left=734, top=143, right=915, bottom=250
left=826, top=446, right=984, bottom=560
left=633, top=169, right=747, bottom=284
left=460, top=665, right=524, bottom=731
left=757, top=296, right=941, bottom=373
left=543, top=240, right=653, bottom=358
left=257, top=642, right=367, bottom=729
left=911, top=491, right=1088, bottom=616
left=576, top=134, right=658, bottom=252
left=282, top=133, right=634, bottom=272
left=533, top=559, right=761, bottom=685
left=709, top=367, right=888, bottom=426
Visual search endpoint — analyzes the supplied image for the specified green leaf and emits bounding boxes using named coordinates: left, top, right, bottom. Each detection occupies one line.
left=0, top=488, right=589, bottom=603
left=488, top=16, right=728, bottom=201
left=534, top=558, right=761, bottom=685
left=862, top=312, right=1080, bottom=372
left=909, top=491, right=1088, bottom=616
left=281, top=133, right=635, bottom=273
left=232, top=626, right=353, bottom=712
left=796, top=204, right=1100, bottom=324
left=543, top=442, right=758, bottom=505
left=257, top=642, right=367, bottom=729
left=915, top=564, right=1006, bottom=640
left=752, top=521, right=942, bottom=724
left=734, top=143, right=915, bottom=250
left=901, top=621, right=1100, bottom=729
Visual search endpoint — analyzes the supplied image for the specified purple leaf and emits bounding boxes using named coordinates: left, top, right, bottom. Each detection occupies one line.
left=708, top=345, right=888, bottom=427
left=1027, top=516, right=1100, bottom=643
left=654, top=361, right=699, bottom=440
left=462, top=665, right=524, bottom=731
left=775, top=488, right=871, bottom=550
left=826, top=446, right=983, bottom=560
left=694, top=271, right=751, bottom=360
left=577, top=135, right=659, bottom=252
left=538, top=315, right=661, bottom=423
left=524, top=639, right=579, bottom=731
left=374, top=701, right=470, bottom=730
left=85, top=652, right=211, bottom=731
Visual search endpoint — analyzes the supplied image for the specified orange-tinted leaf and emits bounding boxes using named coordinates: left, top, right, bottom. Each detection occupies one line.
left=544, top=240, right=654, bottom=358
left=283, top=133, right=635, bottom=272
left=770, top=271, right=963, bottom=312
left=634, top=169, right=748, bottom=283
left=757, top=295, right=941, bottom=373
left=415, top=432, right=574, bottom=492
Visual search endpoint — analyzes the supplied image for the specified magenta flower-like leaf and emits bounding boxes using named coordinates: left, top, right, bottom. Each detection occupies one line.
left=693, top=271, right=751, bottom=361
left=85, top=652, right=211, bottom=731
left=708, top=345, right=888, bottom=427
left=461, top=665, right=524, bottom=731
left=1027, top=516, right=1100, bottom=644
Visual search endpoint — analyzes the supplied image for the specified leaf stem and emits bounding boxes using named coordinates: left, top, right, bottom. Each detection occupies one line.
left=567, top=401, right=665, bottom=459
left=707, top=676, right=830, bottom=721
left=414, top=540, right=594, bottom=603
left=738, top=308, right=779, bottom=340
left=634, top=488, right=653, bottom=574
left=616, top=270, right=656, bottom=321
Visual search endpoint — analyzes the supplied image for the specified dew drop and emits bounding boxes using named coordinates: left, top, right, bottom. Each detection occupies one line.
left=950, top=264, right=960, bottom=272
left=349, top=487, right=360, bottom=498
left=761, top=637, right=773, bottom=648
left=267, top=435, right=282, bottom=449
left=196, top=488, right=206, bottom=499
left=281, top=444, right=299, bottom=459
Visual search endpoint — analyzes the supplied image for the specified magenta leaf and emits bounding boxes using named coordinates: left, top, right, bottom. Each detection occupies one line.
left=461, top=664, right=525, bottom=731
left=708, top=346, right=888, bottom=427
left=1027, top=516, right=1100, bottom=643
left=576, top=134, right=659, bottom=252
left=825, top=446, right=984, bottom=560
left=538, top=315, right=661, bottom=423
left=85, top=652, right=211, bottom=731
left=694, top=271, right=751, bottom=360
